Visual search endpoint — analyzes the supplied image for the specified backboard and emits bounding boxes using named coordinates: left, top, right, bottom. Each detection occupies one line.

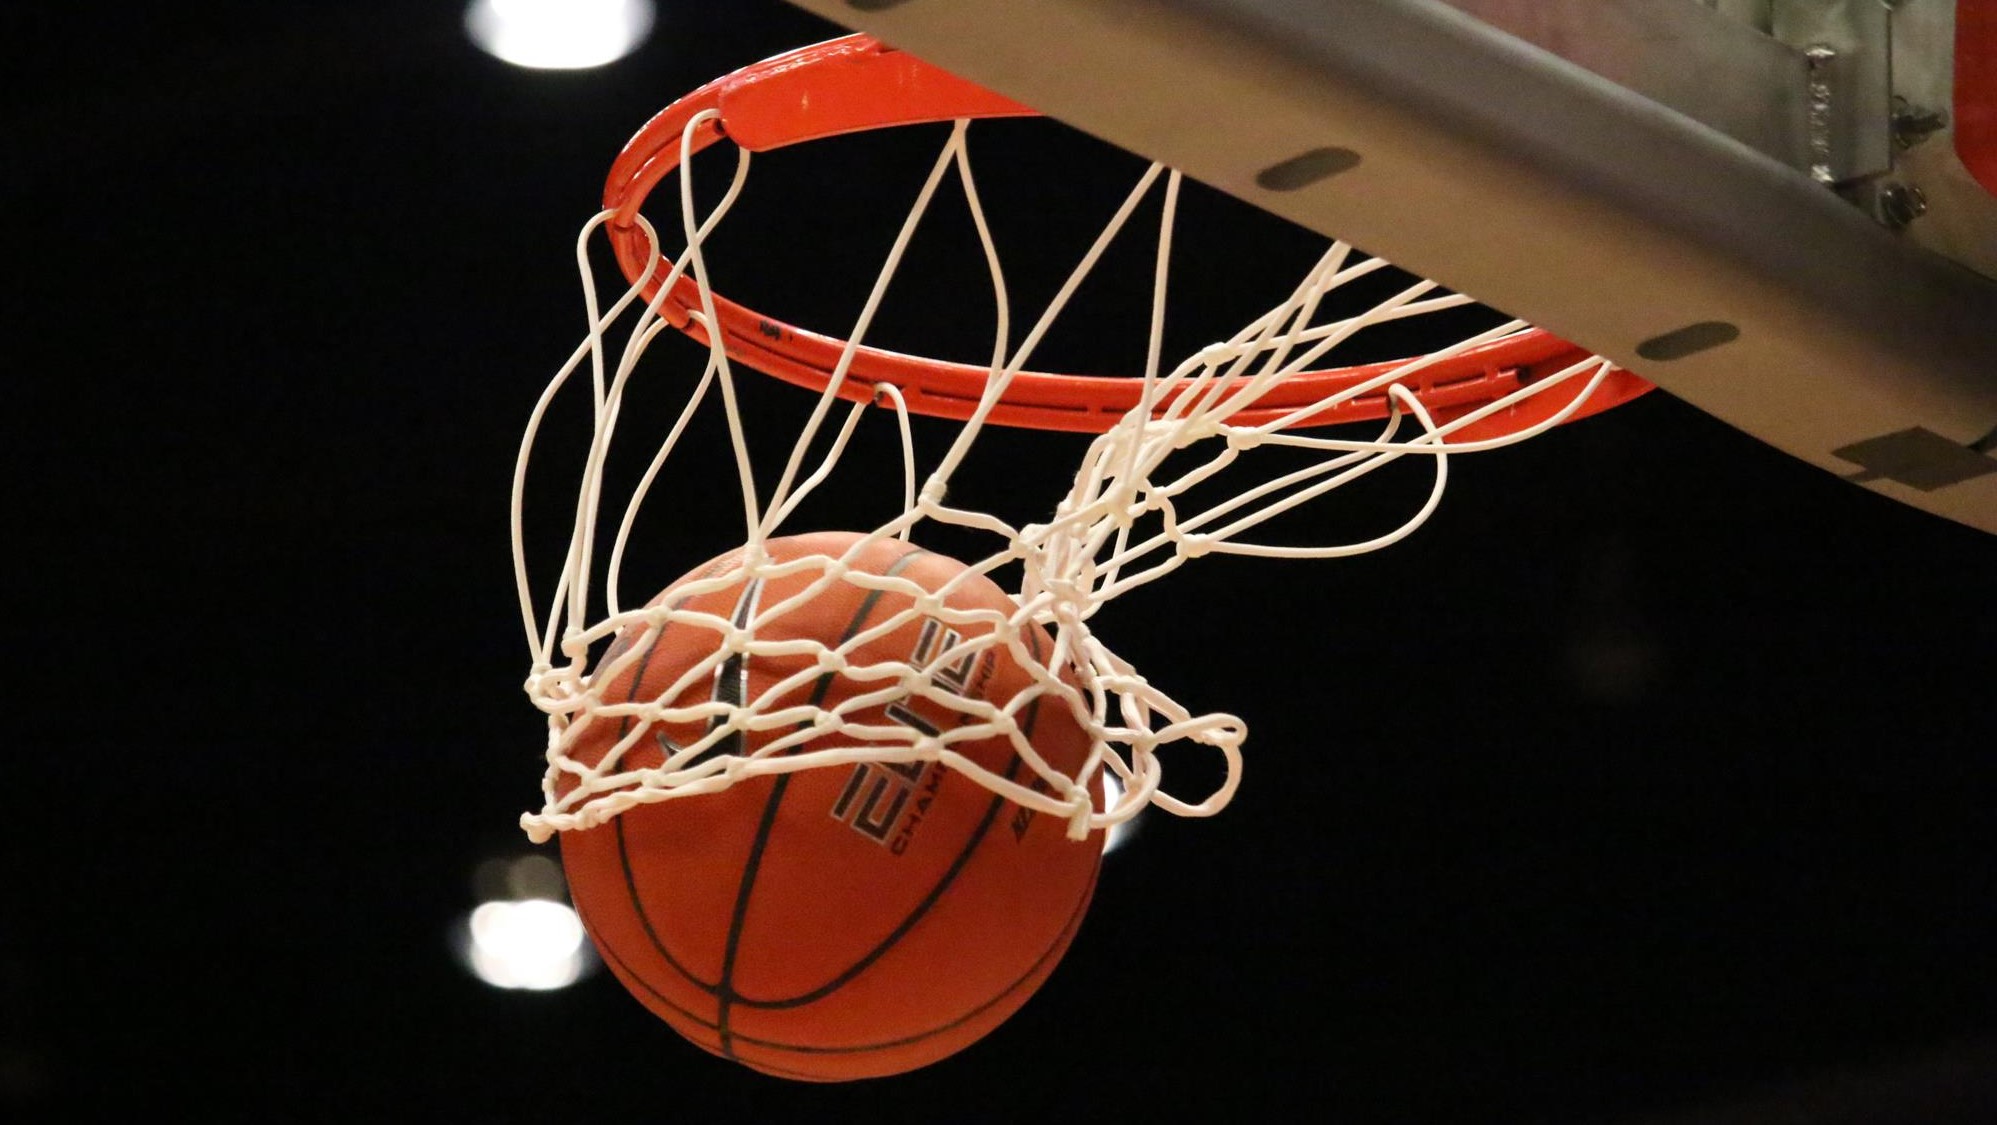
left=785, top=0, right=1997, bottom=533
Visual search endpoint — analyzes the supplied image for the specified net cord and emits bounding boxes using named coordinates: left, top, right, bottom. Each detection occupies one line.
left=514, top=111, right=1616, bottom=844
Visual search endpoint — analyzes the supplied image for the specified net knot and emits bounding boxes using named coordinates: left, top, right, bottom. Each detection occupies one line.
left=523, top=661, right=556, bottom=696
left=525, top=662, right=584, bottom=710
left=1040, top=583, right=1094, bottom=626
left=1062, top=786, right=1095, bottom=841
left=520, top=813, right=556, bottom=846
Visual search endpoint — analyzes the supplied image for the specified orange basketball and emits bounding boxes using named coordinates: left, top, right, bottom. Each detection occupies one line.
left=557, top=531, right=1103, bottom=1081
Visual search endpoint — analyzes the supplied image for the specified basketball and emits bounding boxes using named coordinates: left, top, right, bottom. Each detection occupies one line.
left=556, top=531, right=1104, bottom=1081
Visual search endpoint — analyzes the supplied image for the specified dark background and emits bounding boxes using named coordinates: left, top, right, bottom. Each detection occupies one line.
left=9, top=2, right=1995, bottom=1121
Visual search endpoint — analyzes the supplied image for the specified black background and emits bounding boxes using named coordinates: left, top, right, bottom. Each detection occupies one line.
left=10, top=2, right=1995, bottom=1121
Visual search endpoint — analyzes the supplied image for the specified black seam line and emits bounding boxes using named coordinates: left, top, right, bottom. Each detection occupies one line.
left=614, top=817, right=720, bottom=994
left=734, top=621, right=1054, bottom=1011
left=576, top=899, right=719, bottom=1031
left=613, top=593, right=726, bottom=996
left=728, top=848, right=1100, bottom=1059
left=716, top=543, right=930, bottom=1059
left=581, top=909, right=840, bottom=1084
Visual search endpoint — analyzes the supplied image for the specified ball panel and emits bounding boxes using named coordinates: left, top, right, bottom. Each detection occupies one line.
left=573, top=887, right=722, bottom=1037
left=725, top=857, right=1100, bottom=1081
left=589, top=855, right=1095, bottom=1085
left=564, top=782, right=784, bottom=990
left=723, top=750, right=1007, bottom=999
left=724, top=769, right=1101, bottom=1038
left=721, top=548, right=1094, bottom=1003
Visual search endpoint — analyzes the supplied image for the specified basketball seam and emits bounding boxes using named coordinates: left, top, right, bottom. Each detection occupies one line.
left=577, top=916, right=840, bottom=1083
left=731, top=856, right=1100, bottom=1062
left=723, top=621, right=1104, bottom=1063
left=599, top=547, right=755, bottom=997
left=714, top=543, right=931, bottom=1059
left=580, top=854, right=1101, bottom=1065
left=602, top=548, right=936, bottom=1027
left=610, top=593, right=725, bottom=994
left=732, top=756, right=1030, bottom=1009
left=575, top=902, right=718, bottom=1032
left=733, top=615, right=1059, bottom=1009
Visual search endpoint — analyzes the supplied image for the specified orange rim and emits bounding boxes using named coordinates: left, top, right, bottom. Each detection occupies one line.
left=603, top=34, right=1653, bottom=437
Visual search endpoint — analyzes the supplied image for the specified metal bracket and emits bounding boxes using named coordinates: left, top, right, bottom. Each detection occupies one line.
left=1437, top=1, right=1815, bottom=173
left=1771, top=0, right=1896, bottom=185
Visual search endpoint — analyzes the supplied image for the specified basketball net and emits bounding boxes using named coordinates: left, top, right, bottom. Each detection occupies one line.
left=513, top=48, right=1628, bottom=847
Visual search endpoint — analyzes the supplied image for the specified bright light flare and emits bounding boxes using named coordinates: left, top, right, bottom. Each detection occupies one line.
left=1103, top=771, right=1136, bottom=855
left=465, top=0, right=656, bottom=70
left=462, top=899, right=588, bottom=990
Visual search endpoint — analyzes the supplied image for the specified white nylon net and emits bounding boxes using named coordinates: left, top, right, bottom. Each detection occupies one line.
left=514, top=113, right=1618, bottom=844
